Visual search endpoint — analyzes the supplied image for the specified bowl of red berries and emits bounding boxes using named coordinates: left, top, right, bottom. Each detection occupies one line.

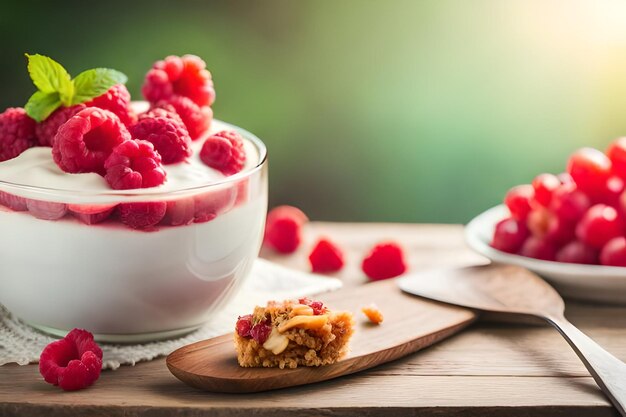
left=465, top=142, right=626, bottom=304
left=0, top=54, right=268, bottom=342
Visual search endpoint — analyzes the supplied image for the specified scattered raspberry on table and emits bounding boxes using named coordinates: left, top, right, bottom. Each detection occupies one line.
left=39, top=328, right=103, bottom=391
left=264, top=205, right=309, bottom=254
left=362, top=242, right=407, bottom=280
left=309, top=238, right=345, bottom=273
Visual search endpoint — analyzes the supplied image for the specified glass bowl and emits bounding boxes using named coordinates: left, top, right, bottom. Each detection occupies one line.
left=0, top=121, right=268, bottom=342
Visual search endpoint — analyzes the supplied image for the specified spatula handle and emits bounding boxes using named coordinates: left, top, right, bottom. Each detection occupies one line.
left=547, top=316, right=626, bottom=416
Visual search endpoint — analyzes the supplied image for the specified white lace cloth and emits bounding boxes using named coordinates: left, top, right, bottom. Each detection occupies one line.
left=0, top=258, right=342, bottom=370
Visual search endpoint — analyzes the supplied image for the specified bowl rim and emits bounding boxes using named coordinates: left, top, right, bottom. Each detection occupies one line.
left=465, top=204, right=626, bottom=278
left=0, top=119, right=267, bottom=200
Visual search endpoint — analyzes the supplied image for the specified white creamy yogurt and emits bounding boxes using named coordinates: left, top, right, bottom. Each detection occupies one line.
left=0, top=119, right=260, bottom=201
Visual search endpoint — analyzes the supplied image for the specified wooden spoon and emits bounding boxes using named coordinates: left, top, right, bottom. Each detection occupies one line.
left=397, top=264, right=626, bottom=416
left=167, top=279, right=476, bottom=393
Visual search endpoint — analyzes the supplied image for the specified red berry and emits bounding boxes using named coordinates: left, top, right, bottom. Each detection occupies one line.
left=161, top=198, right=195, bottom=226
left=308, top=238, right=345, bottom=273
left=297, top=298, right=327, bottom=315
left=504, top=185, right=533, bottom=221
left=519, top=237, right=557, bottom=261
left=84, top=84, right=137, bottom=127
left=249, top=321, right=272, bottom=345
left=67, top=204, right=117, bottom=225
left=52, top=108, right=130, bottom=175
left=104, top=140, right=166, bottom=190
left=155, top=96, right=212, bottom=140
left=129, top=114, right=191, bottom=164
left=26, top=199, right=67, bottom=220
left=200, top=130, right=246, bottom=176
left=0, top=191, right=27, bottom=211
left=491, top=217, right=529, bottom=253
left=556, top=240, right=598, bottom=264
left=264, top=205, right=309, bottom=253
left=600, top=237, right=626, bottom=266
left=526, top=208, right=551, bottom=238
left=532, top=173, right=560, bottom=207
left=597, top=176, right=625, bottom=207
left=308, top=301, right=326, bottom=315
left=0, top=107, right=37, bottom=162
left=39, top=328, right=102, bottom=391
left=142, top=55, right=216, bottom=107
left=544, top=215, right=576, bottom=246
left=119, top=201, right=167, bottom=229
left=236, top=314, right=253, bottom=338
left=193, top=187, right=237, bottom=223
left=606, top=137, right=626, bottom=180
left=362, top=242, right=407, bottom=280
left=35, top=104, right=86, bottom=147
left=139, top=106, right=184, bottom=124
left=576, top=204, right=624, bottom=249
left=550, top=182, right=591, bottom=222
left=566, top=147, right=611, bottom=199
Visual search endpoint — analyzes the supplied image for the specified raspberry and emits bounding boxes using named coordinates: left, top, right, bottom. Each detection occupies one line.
left=249, top=321, right=271, bottom=345
left=0, top=191, right=27, bottom=211
left=139, top=106, right=184, bottom=124
left=362, top=242, right=407, bottom=280
left=200, top=130, right=246, bottom=175
left=119, top=201, right=167, bottom=229
left=142, top=55, right=216, bottom=107
left=39, top=328, right=102, bottom=391
left=0, top=107, right=37, bottom=162
left=35, top=104, right=86, bottom=147
left=84, top=84, right=137, bottom=127
left=104, top=140, right=166, bottom=190
left=155, top=96, right=212, bottom=140
left=193, top=187, right=237, bottom=223
left=308, top=238, right=345, bottom=273
left=236, top=314, right=253, bottom=338
left=264, top=205, right=309, bottom=253
left=26, top=199, right=67, bottom=220
left=52, top=108, right=130, bottom=174
left=129, top=113, right=191, bottom=164
left=68, top=203, right=117, bottom=225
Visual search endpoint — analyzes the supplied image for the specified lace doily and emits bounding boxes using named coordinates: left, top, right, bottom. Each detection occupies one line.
left=0, top=258, right=342, bottom=370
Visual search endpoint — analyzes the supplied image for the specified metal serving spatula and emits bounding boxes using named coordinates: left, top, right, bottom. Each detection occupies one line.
left=398, top=264, right=626, bottom=416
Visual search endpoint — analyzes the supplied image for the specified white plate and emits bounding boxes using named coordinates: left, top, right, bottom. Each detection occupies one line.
left=465, top=205, right=626, bottom=304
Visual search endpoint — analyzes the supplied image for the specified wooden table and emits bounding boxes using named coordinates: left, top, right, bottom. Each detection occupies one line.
left=1, top=223, right=625, bottom=417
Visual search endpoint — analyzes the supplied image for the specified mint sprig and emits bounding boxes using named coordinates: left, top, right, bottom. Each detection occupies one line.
left=72, top=68, right=127, bottom=105
left=23, top=54, right=128, bottom=122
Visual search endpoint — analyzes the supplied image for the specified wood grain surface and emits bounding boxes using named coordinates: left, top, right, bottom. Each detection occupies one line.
left=167, top=279, right=476, bottom=392
left=1, top=223, right=625, bottom=417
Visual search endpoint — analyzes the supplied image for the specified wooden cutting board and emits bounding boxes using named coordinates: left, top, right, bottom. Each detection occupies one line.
left=166, top=278, right=477, bottom=393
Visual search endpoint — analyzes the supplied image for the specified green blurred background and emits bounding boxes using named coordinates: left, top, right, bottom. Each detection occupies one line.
left=2, top=0, right=626, bottom=223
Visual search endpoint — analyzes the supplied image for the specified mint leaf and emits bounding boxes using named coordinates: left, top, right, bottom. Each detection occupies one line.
left=72, top=68, right=128, bottom=105
left=24, top=91, right=61, bottom=122
left=25, top=54, right=73, bottom=106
